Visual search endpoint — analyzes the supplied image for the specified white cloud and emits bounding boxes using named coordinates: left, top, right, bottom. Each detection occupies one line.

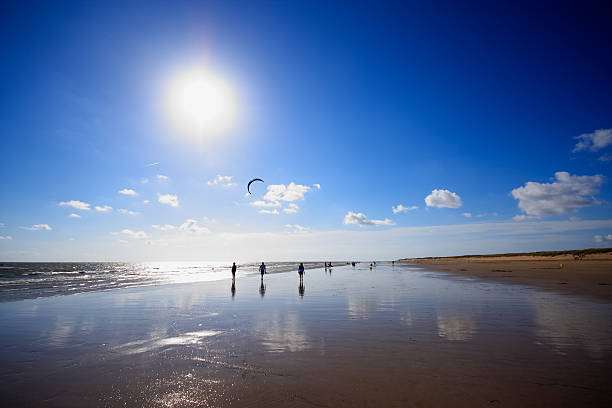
left=59, top=200, right=90, bottom=211
left=178, top=219, right=210, bottom=235
left=152, top=224, right=176, bottom=231
left=119, top=189, right=138, bottom=196
left=313, top=184, right=321, bottom=189
left=392, top=204, right=418, bottom=214
left=143, top=200, right=150, bottom=204
left=118, top=209, right=139, bottom=216
left=264, top=182, right=311, bottom=202
left=259, top=209, right=280, bottom=215
left=282, top=203, right=299, bottom=214
left=146, top=162, right=160, bottom=167
left=599, top=153, right=612, bottom=162
left=285, top=224, right=308, bottom=232
left=156, top=174, right=168, bottom=181
left=513, top=214, right=539, bottom=221
left=594, top=234, right=612, bottom=243
left=112, top=229, right=148, bottom=239
left=343, top=211, right=395, bottom=226
left=511, top=171, right=604, bottom=217
left=425, top=189, right=462, bottom=209
left=250, top=200, right=281, bottom=208
left=20, top=224, right=52, bottom=231
left=69, top=213, right=81, bottom=218
left=0, top=236, right=12, bottom=240
left=573, top=129, right=612, bottom=152
left=95, top=205, right=113, bottom=212
left=462, top=213, right=472, bottom=218
left=207, top=174, right=236, bottom=187
left=157, top=193, right=179, bottom=207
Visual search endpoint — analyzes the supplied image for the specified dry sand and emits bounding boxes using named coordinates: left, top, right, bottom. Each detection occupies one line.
left=400, top=253, right=612, bottom=301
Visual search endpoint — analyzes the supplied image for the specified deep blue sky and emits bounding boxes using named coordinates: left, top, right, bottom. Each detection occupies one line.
left=1, top=1, right=611, bottom=261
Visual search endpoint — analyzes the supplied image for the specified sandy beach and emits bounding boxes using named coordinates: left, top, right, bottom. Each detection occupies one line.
left=1, top=262, right=611, bottom=407
left=400, top=252, right=612, bottom=301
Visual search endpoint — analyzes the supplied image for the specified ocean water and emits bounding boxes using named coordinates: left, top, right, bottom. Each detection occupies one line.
left=0, top=261, right=334, bottom=302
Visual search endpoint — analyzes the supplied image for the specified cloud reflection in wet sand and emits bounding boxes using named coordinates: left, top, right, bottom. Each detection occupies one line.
left=256, top=312, right=308, bottom=352
left=436, top=313, right=477, bottom=341
left=114, top=330, right=221, bottom=355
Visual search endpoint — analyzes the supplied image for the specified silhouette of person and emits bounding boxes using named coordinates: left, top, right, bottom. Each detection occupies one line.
left=259, top=262, right=266, bottom=280
left=298, top=262, right=305, bottom=281
left=299, top=281, right=305, bottom=297
left=231, top=281, right=236, bottom=299
left=259, top=280, right=266, bottom=297
left=231, top=262, right=237, bottom=280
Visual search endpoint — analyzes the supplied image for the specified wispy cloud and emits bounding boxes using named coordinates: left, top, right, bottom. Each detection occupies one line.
left=143, top=200, right=150, bottom=204
left=282, top=203, right=299, bottom=214
left=119, top=188, right=138, bottom=196
left=146, top=162, right=160, bottom=167
left=462, top=212, right=472, bottom=218
left=594, top=234, right=612, bottom=243
left=140, top=178, right=149, bottom=184
left=313, top=184, right=321, bottom=189
left=112, top=229, right=148, bottom=239
left=156, top=174, right=168, bottom=181
left=157, top=193, right=179, bottom=207
left=152, top=219, right=210, bottom=234
left=207, top=174, right=236, bottom=187
left=0, top=236, right=12, bottom=240
left=152, top=224, right=176, bottom=231
left=513, top=214, right=538, bottom=221
left=250, top=200, right=281, bottom=208
left=117, top=209, right=139, bottom=216
left=392, top=204, right=418, bottom=214
left=20, top=224, right=52, bottom=231
left=69, top=213, right=81, bottom=218
left=59, top=200, right=90, bottom=211
left=573, top=129, right=612, bottom=152
left=259, top=209, right=280, bottom=215
left=343, top=211, right=395, bottom=226
left=285, top=224, right=308, bottom=232
left=511, top=171, right=604, bottom=217
left=94, top=205, right=113, bottom=212
left=425, top=189, right=462, bottom=209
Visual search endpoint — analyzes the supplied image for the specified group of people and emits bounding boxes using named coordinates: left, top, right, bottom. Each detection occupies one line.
left=230, top=261, right=306, bottom=281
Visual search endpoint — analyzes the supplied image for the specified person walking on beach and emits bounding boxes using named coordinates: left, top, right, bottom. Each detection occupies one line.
left=298, top=262, right=305, bottom=281
left=259, top=262, right=266, bottom=279
left=231, top=262, right=237, bottom=280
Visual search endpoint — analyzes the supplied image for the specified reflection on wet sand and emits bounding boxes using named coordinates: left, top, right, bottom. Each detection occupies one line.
left=256, top=312, right=309, bottom=353
left=530, top=293, right=612, bottom=358
left=299, top=281, right=305, bottom=297
left=259, top=281, right=266, bottom=297
left=114, top=330, right=221, bottom=355
left=436, top=313, right=477, bottom=341
left=231, top=280, right=235, bottom=299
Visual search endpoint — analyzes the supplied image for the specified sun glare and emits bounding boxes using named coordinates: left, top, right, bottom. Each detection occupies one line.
left=166, top=68, right=237, bottom=137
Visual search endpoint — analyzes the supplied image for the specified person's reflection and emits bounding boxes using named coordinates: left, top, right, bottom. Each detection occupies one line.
left=231, top=279, right=236, bottom=299
left=259, top=280, right=266, bottom=297
left=299, top=281, right=305, bottom=297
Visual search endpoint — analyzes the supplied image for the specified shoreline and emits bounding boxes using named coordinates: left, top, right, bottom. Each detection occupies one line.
left=401, top=257, right=612, bottom=301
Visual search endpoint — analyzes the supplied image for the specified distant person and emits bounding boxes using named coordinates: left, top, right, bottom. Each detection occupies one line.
left=369, top=263, right=373, bottom=270
left=259, top=262, right=266, bottom=279
left=351, top=262, right=356, bottom=267
left=328, top=262, right=333, bottom=267
left=231, top=262, right=237, bottom=280
left=298, top=262, right=305, bottom=281
left=392, top=260, right=395, bottom=265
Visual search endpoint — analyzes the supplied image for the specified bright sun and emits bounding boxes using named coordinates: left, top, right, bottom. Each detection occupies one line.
left=166, top=67, right=237, bottom=137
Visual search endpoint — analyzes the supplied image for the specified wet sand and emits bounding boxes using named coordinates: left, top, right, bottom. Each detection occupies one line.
left=400, top=256, right=612, bottom=301
left=1, top=263, right=611, bottom=407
